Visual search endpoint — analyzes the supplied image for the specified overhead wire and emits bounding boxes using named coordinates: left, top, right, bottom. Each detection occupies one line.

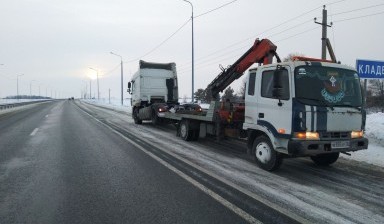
left=123, top=0, right=241, bottom=65
left=333, top=10, right=384, bottom=22
left=125, top=18, right=191, bottom=63
left=178, top=0, right=375, bottom=73
left=178, top=4, right=324, bottom=70
left=330, top=3, right=384, bottom=16
left=194, top=0, right=239, bottom=18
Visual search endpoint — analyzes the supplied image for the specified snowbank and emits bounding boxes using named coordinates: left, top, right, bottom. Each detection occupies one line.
left=340, top=113, right=384, bottom=167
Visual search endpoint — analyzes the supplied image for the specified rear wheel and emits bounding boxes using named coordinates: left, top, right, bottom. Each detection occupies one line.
left=180, top=120, right=193, bottom=141
left=252, top=136, right=282, bottom=171
left=133, top=107, right=142, bottom=124
left=310, top=152, right=340, bottom=166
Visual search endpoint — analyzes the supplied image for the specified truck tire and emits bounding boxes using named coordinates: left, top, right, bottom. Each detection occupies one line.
left=252, top=136, right=282, bottom=171
left=310, top=152, right=339, bottom=166
left=133, top=107, right=142, bottom=124
left=180, top=120, right=193, bottom=141
left=151, top=110, right=160, bottom=125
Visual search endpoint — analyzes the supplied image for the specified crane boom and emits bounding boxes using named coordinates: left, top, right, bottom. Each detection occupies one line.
left=207, top=39, right=281, bottom=99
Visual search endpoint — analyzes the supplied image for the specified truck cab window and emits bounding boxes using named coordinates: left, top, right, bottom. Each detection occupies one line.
left=248, top=72, right=256, bottom=96
left=261, top=70, right=289, bottom=100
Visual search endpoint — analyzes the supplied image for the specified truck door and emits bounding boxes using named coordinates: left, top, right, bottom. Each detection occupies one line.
left=256, top=66, right=292, bottom=138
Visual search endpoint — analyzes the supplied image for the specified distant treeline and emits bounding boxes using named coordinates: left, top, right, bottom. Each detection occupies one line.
left=3, top=95, right=52, bottom=99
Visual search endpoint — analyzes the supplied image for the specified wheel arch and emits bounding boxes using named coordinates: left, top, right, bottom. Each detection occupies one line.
left=247, top=129, right=276, bottom=155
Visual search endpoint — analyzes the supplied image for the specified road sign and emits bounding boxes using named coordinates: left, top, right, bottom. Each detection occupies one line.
left=356, top=59, right=384, bottom=79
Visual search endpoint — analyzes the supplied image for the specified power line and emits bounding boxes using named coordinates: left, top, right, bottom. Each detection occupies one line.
left=334, top=10, right=384, bottom=22
left=275, top=27, right=319, bottom=43
left=125, top=18, right=191, bottom=63
left=330, top=3, right=384, bottom=16
left=178, top=4, right=324, bottom=69
left=195, top=0, right=239, bottom=18
left=178, top=19, right=314, bottom=71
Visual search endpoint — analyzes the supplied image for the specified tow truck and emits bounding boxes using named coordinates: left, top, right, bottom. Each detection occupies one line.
left=128, top=38, right=368, bottom=171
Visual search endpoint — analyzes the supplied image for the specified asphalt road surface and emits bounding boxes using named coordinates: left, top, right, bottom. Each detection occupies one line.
left=1, top=100, right=383, bottom=224
left=0, top=100, right=298, bottom=224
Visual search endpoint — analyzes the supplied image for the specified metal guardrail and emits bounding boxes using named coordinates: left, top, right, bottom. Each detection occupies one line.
left=0, top=100, right=52, bottom=111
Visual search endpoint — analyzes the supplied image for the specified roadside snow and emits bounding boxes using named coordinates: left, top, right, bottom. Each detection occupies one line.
left=340, top=112, right=384, bottom=167
left=0, top=99, right=47, bottom=104
left=83, top=99, right=384, bottom=168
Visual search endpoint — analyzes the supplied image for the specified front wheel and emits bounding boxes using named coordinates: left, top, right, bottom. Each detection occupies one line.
left=252, top=136, right=283, bottom=171
left=310, top=152, right=340, bottom=166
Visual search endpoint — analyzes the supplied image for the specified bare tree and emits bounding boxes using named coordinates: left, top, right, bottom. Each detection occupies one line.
left=282, top=53, right=305, bottom=62
left=237, top=78, right=246, bottom=100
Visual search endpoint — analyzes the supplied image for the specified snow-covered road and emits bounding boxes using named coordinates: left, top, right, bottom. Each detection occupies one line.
left=78, top=100, right=384, bottom=224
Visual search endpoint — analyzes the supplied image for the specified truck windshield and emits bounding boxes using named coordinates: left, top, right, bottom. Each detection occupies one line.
left=294, top=65, right=362, bottom=107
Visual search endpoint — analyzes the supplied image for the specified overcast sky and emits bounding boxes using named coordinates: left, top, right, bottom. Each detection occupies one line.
left=1, top=0, right=383, bottom=100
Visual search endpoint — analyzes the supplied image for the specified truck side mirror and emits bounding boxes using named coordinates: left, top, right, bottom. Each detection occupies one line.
left=127, top=82, right=132, bottom=94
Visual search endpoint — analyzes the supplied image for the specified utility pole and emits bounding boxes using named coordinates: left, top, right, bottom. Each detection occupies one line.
left=110, top=52, right=124, bottom=106
left=314, top=5, right=336, bottom=62
left=181, top=0, right=194, bottom=103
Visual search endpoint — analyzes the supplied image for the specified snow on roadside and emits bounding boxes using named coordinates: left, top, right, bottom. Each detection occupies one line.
left=84, top=99, right=384, bottom=168
left=340, top=112, right=384, bottom=167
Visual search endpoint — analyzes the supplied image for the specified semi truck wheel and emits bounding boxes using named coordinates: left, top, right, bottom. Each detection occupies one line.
left=310, top=152, right=339, bottom=166
left=252, top=136, right=282, bottom=171
left=180, top=120, right=193, bottom=141
left=133, top=108, right=142, bottom=124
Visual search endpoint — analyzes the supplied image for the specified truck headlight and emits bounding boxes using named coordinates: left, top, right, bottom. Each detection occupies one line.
left=351, top=131, right=363, bottom=139
left=294, top=132, right=320, bottom=140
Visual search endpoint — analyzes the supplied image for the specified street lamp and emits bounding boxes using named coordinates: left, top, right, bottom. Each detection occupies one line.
left=30, top=80, right=36, bottom=97
left=17, top=74, right=24, bottom=100
left=89, top=67, right=99, bottom=100
left=181, top=0, right=194, bottom=102
left=38, top=83, right=42, bottom=97
left=110, top=52, right=124, bottom=106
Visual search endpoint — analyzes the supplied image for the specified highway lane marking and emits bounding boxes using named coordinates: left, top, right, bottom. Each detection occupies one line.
left=76, top=102, right=309, bottom=223
left=30, top=128, right=39, bottom=136
left=78, top=106, right=261, bottom=224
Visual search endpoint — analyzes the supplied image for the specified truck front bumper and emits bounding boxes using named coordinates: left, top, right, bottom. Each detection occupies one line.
left=287, top=137, right=368, bottom=156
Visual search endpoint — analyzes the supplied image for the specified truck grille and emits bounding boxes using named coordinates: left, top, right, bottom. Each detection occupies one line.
left=320, top=132, right=349, bottom=140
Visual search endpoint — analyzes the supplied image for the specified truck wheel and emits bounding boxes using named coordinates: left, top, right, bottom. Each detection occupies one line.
left=180, top=120, right=193, bottom=141
left=133, top=108, right=142, bottom=124
left=252, top=136, right=282, bottom=171
left=310, top=153, right=339, bottom=166
left=152, top=110, right=160, bottom=125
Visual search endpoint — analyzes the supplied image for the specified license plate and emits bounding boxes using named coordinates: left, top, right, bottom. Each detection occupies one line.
left=331, top=141, right=350, bottom=149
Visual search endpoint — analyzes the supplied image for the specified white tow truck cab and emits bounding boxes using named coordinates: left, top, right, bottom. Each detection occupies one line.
left=243, top=60, right=368, bottom=170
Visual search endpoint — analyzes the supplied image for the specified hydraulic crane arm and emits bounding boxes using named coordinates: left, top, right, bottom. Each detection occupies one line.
left=207, top=38, right=281, bottom=99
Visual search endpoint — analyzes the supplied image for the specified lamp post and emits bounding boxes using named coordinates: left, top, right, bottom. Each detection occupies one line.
left=38, top=83, right=42, bottom=97
left=110, top=52, right=124, bottom=106
left=89, top=67, right=99, bottom=100
left=17, top=74, right=24, bottom=100
left=30, top=80, right=36, bottom=97
left=181, top=0, right=194, bottom=102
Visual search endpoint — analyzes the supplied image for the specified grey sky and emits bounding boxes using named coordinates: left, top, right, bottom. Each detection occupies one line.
left=1, top=0, right=383, bottom=99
